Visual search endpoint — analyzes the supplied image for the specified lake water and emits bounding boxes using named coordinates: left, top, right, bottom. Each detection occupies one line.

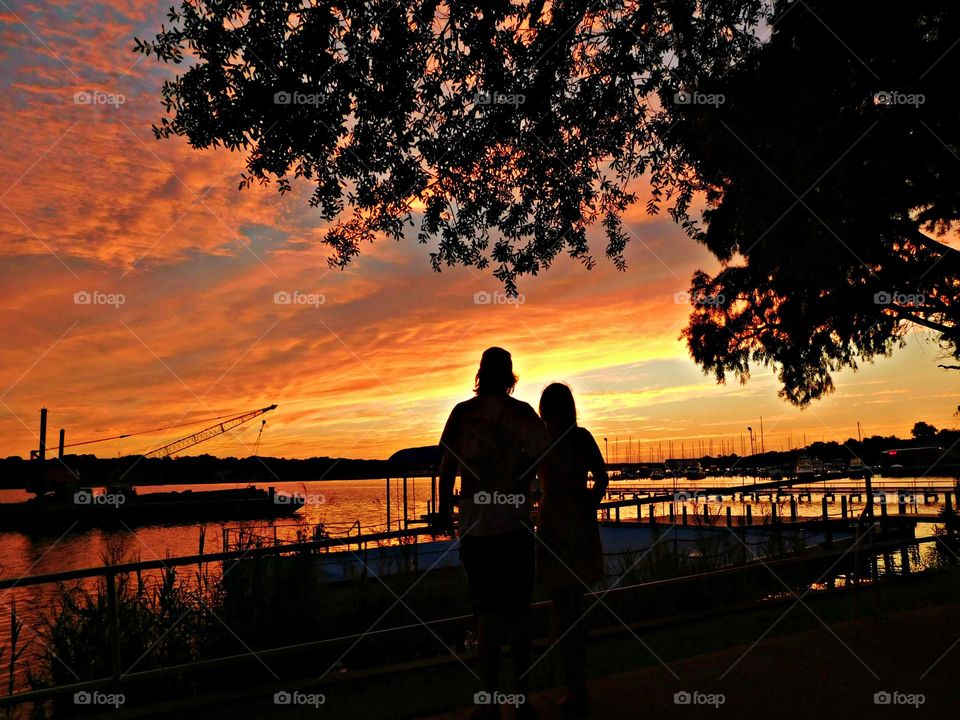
left=0, top=477, right=438, bottom=579
left=1, top=474, right=956, bottom=578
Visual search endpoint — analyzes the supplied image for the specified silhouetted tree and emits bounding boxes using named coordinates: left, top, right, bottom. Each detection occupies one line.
left=135, top=1, right=960, bottom=402
left=912, top=421, right=939, bottom=441
left=133, top=0, right=766, bottom=292
left=677, top=1, right=960, bottom=404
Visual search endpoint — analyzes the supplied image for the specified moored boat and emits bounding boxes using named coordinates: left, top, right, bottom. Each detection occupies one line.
left=0, top=484, right=304, bottom=531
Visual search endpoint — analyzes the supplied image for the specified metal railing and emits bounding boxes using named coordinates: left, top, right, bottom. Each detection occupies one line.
left=0, top=507, right=953, bottom=711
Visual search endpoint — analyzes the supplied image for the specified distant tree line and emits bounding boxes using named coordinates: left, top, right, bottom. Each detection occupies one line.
left=695, top=424, right=960, bottom=470
left=0, top=447, right=441, bottom=489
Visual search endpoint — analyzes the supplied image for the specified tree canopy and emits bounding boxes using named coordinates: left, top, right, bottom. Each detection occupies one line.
left=675, top=1, right=960, bottom=404
left=134, top=0, right=766, bottom=288
left=135, top=0, right=960, bottom=404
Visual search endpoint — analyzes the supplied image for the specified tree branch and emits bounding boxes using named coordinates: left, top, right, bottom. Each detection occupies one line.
left=886, top=305, right=953, bottom=333
left=911, top=229, right=960, bottom=271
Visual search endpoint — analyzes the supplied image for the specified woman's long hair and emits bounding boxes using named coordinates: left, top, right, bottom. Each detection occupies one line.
left=539, top=382, right=577, bottom=440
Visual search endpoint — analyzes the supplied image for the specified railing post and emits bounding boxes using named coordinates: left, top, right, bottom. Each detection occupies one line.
left=746, top=504, right=752, bottom=525
left=106, top=571, right=121, bottom=681
left=726, top=506, right=732, bottom=527
left=841, top=495, right=847, bottom=519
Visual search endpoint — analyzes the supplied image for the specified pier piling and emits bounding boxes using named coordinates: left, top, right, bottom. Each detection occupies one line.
left=386, top=477, right=391, bottom=531
left=38, top=407, right=47, bottom=461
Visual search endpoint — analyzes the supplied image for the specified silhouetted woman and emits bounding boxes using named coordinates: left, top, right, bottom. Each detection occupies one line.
left=537, top=383, right=608, bottom=716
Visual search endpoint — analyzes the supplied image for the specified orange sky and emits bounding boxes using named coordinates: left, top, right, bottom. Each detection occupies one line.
left=1, top=2, right=959, bottom=461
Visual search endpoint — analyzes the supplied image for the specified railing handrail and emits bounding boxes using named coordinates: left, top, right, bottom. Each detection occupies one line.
left=0, top=525, right=434, bottom=590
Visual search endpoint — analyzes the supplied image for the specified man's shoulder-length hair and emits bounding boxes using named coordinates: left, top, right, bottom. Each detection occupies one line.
left=474, top=346, right=518, bottom=396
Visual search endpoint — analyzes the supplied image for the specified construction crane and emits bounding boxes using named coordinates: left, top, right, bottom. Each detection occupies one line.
left=143, top=405, right=278, bottom=458
left=252, top=418, right=268, bottom=457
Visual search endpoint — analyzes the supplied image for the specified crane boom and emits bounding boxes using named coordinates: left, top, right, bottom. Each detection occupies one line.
left=143, top=404, right=277, bottom=458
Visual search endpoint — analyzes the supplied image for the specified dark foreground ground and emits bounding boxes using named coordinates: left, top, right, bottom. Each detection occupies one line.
left=429, top=600, right=960, bottom=719
left=99, top=568, right=960, bottom=720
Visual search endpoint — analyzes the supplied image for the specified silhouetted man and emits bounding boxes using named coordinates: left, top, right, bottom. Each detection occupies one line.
left=437, top=347, right=549, bottom=719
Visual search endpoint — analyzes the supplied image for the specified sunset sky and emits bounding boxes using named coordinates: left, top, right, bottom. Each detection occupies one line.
left=1, top=1, right=959, bottom=462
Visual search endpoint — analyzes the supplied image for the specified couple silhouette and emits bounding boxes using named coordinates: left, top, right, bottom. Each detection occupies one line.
left=437, top=347, right=609, bottom=719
